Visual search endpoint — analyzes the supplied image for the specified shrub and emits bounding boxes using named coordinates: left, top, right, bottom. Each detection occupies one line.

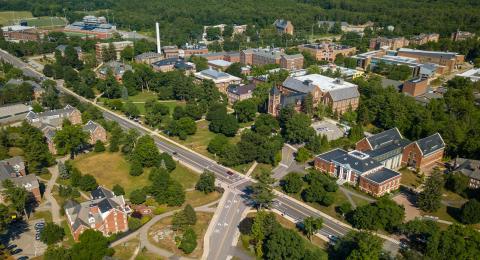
left=129, top=161, right=143, bottom=176
left=128, top=217, right=142, bottom=230
left=130, top=189, right=146, bottom=204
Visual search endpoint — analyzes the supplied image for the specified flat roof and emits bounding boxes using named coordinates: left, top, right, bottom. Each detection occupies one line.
left=0, top=104, right=31, bottom=118
left=208, top=59, right=232, bottom=67
left=363, top=168, right=400, bottom=184
left=294, top=74, right=357, bottom=92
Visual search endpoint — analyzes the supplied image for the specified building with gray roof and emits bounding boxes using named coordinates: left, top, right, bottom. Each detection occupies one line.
left=453, top=158, right=480, bottom=189
left=315, top=149, right=401, bottom=196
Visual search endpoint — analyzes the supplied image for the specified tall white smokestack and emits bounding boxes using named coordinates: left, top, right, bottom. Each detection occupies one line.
left=156, top=22, right=161, bottom=54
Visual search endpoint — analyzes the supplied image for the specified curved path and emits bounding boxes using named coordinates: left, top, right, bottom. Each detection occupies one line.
left=111, top=199, right=221, bottom=259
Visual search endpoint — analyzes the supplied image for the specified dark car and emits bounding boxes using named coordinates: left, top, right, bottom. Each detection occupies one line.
left=226, top=170, right=234, bottom=176
left=17, top=256, right=29, bottom=260
left=6, top=244, right=17, bottom=250
left=35, top=233, right=41, bottom=240
left=11, top=248, right=22, bottom=255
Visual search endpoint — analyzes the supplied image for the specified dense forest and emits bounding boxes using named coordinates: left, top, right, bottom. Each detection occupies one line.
left=1, top=0, right=480, bottom=44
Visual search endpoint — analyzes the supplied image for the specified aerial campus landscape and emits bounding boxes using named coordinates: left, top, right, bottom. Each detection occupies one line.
left=0, top=1, right=480, bottom=260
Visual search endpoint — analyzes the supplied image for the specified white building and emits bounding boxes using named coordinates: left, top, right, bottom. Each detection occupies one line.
left=457, top=68, right=480, bottom=82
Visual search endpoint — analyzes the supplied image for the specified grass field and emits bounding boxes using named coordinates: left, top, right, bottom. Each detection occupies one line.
left=31, top=210, right=53, bottom=223
left=72, top=152, right=200, bottom=195
left=113, top=237, right=140, bottom=260
left=25, top=17, right=66, bottom=28
left=148, top=212, right=213, bottom=258
left=127, top=92, right=158, bottom=102
left=167, top=120, right=217, bottom=158
left=0, top=11, right=32, bottom=25
left=185, top=190, right=221, bottom=207
left=399, top=168, right=423, bottom=188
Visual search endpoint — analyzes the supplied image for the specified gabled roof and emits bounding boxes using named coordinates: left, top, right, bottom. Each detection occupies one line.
left=282, top=77, right=315, bottom=93
left=366, top=128, right=403, bottom=149
left=83, top=120, right=101, bottom=133
left=415, top=133, right=445, bottom=156
left=274, top=19, right=290, bottom=30
left=227, top=83, right=255, bottom=95
left=90, top=186, right=114, bottom=200
left=455, top=158, right=480, bottom=181
left=326, top=86, right=360, bottom=101
left=317, top=149, right=382, bottom=174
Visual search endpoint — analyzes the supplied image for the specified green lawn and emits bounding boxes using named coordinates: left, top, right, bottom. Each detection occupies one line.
left=185, top=190, right=221, bottom=207
left=127, top=92, right=158, bottom=102
left=399, top=168, right=423, bottom=188
left=31, top=210, right=52, bottom=223
left=72, top=152, right=150, bottom=196
left=25, top=16, right=66, bottom=28
left=0, top=11, right=33, bottom=25
left=171, top=164, right=200, bottom=189
left=350, top=195, right=372, bottom=207
left=167, top=120, right=217, bottom=158
left=72, top=152, right=201, bottom=195
left=251, top=163, right=274, bottom=178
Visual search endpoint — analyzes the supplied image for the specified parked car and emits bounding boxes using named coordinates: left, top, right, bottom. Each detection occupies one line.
left=34, top=222, right=45, bottom=229
left=6, top=244, right=17, bottom=250
left=11, top=248, right=22, bottom=255
left=35, top=233, right=41, bottom=241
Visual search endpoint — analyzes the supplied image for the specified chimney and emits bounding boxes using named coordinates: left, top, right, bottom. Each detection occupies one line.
left=156, top=22, right=161, bottom=54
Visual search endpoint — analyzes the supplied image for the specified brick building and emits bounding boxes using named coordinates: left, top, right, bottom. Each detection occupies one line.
left=356, top=128, right=411, bottom=170
left=195, top=69, right=242, bottom=93
left=151, top=58, right=196, bottom=74
left=314, top=149, right=401, bottom=197
left=369, top=36, right=409, bottom=50
left=227, top=83, right=256, bottom=104
left=402, top=133, right=445, bottom=171
left=95, top=41, right=134, bottom=61
left=240, top=48, right=303, bottom=70
left=1, top=25, right=41, bottom=42
left=162, top=46, right=180, bottom=59
left=180, top=43, right=208, bottom=58
left=268, top=74, right=359, bottom=116
left=409, top=33, right=440, bottom=46
left=402, top=78, right=429, bottom=97
left=26, top=104, right=82, bottom=128
left=451, top=30, right=476, bottom=42
left=97, top=61, right=133, bottom=82
left=199, top=52, right=240, bottom=63
left=297, top=43, right=356, bottom=62
left=453, top=158, right=480, bottom=189
left=273, top=19, right=294, bottom=35
left=134, top=52, right=163, bottom=64
left=396, top=48, right=464, bottom=73
left=65, top=187, right=130, bottom=241
left=83, top=120, right=107, bottom=144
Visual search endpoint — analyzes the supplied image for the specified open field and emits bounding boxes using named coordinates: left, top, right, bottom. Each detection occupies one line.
left=166, top=120, right=216, bottom=158
left=113, top=237, right=140, bottom=260
left=0, top=11, right=33, bottom=25
left=148, top=212, right=213, bottom=258
left=25, top=17, right=66, bottom=28
left=185, top=190, right=221, bottom=207
left=72, top=151, right=200, bottom=195
left=399, top=168, right=423, bottom=188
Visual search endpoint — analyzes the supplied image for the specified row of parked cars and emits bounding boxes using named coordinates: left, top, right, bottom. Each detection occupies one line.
left=34, top=221, right=45, bottom=241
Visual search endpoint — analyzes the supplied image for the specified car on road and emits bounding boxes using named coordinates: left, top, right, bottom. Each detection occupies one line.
left=328, top=235, right=339, bottom=244
left=226, top=170, right=234, bottom=176
left=172, top=151, right=178, bottom=155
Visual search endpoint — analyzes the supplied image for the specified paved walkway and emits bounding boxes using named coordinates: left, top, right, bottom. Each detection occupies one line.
left=42, top=157, right=68, bottom=225
left=245, top=161, right=258, bottom=177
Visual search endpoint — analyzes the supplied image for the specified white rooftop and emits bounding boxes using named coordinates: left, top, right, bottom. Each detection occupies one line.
left=294, top=74, right=356, bottom=92
left=457, top=68, right=480, bottom=82
left=208, top=59, right=232, bottom=67
left=1, top=25, right=35, bottom=31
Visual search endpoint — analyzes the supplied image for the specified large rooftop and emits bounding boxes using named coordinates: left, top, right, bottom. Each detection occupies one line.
left=289, top=74, right=357, bottom=93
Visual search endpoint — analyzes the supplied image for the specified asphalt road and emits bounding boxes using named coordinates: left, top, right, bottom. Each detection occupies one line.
left=0, top=49, right=400, bottom=258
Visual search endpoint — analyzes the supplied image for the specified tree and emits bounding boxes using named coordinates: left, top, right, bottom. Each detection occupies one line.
left=338, top=202, right=353, bottom=216
left=165, top=180, right=185, bottom=206
left=195, top=170, right=216, bottom=193
left=225, top=62, right=242, bottom=77
left=94, top=140, right=105, bottom=152
left=112, top=184, right=125, bottom=196
left=283, top=113, right=315, bottom=144
left=223, top=24, right=234, bottom=38
left=332, top=231, right=383, bottom=260
left=167, top=117, right=197, bottom=140
left=253, top=114, right=279, bottom=136
left=159, top=152, right=176, bottom=172
left=178, top=227, right=197, bottom=254
left=349, top=197, right=405, bottom=231
left=460, top=199, right=480, bottom=224
left=295, top=147, right=311, bottom=162
left=130, top=189, right=146, bottom=204
left=58, top=161, right=69, bottom=179
left=44, top=245, right=71, bottom=260
left=71, top=229, right=114, bottom=260
left=131, top=135, right=160, bottom=167
left=302, top=216, right=323, bottom=241
left=120, top=46, right=134, bottom=61
left=181, top=204, right=197, bottom=225
left=445, top=172, right=469, bottom=196
left=234, top=99, right=257, bottom=123
left=425, top=224, right=480, bottom=260
left=418, top=172, right=444, bottom=212
left=40, top=222, right=65, bottom=245
left=0, top=204, right=11, bottom=232
left=305, top=134, right=329, bottom=154
left=209, top=114, right=239, bottom=137
left=189, top=56, right=208, bottom=71
left=128, top=217, right=142, bottom=230
left=281, top=172, right=303, bottom=194
left=1, top=180, right=28, bottom=214
left=302, top=93, right=314, bottom=115
left=264, top=227, right=305, bottom=260
left=123, top=101, right=140, bottom=118
left=78, top=174, right=98, bottom=191
left=54, top=124, right=88, bottom=158
left=206, top=27, right=221, bottom=40
left=207, top=134, right=229, bottom=155
left=250, top=170, right=274, bottom=209
left=129, top=161, right=143, bottom=176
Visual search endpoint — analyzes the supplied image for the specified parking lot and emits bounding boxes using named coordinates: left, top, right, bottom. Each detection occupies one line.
left=5, top=218, right=48, bottom=259
left=311, top=120, right=346, bottom=141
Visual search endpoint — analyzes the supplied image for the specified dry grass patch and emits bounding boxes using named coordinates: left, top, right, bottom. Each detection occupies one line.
left=185, top=190, right=221, bottom=207
left=113, top=237, right=140, bottom=260
left=147, top=212, right=213, bottom=258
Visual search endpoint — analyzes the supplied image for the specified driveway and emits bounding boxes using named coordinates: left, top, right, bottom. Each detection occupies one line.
left=392, top=192, right=421, bottom=221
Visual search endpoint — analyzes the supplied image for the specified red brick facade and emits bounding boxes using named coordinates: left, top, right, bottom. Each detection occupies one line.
left=355, top=138, right=372, bottom=152
left=403, top=78, right=428, bottom=97
left=402, top=143, right=444, bottom=171
left=359, top=175, right=401, bottom=197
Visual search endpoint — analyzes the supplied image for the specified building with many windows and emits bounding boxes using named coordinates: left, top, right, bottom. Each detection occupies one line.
left=240, top=48, right=303, bottom=70
left=298, top=43, right=356, bottom=62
